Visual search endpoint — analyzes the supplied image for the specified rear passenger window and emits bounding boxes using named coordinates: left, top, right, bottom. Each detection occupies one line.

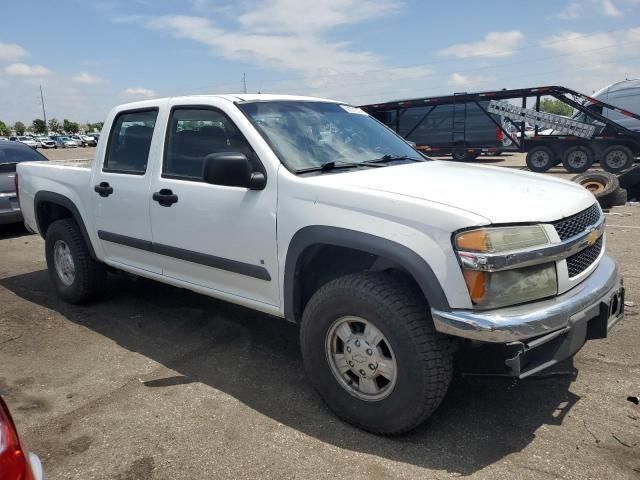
left=104, top=109, right=158, bottom=174
left=164, top=108, right=257, bottom=180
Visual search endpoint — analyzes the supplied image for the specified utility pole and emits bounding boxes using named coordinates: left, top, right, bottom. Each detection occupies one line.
left=243, top=72, right=247, bottom=94
left=39, top=85, right=47, bottom=131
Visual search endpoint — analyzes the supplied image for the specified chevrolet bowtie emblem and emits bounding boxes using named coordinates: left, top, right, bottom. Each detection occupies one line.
left=586, top=228, right=599, bottom=247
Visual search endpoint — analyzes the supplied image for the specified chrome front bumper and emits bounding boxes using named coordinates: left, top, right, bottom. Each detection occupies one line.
left=432, top=254, right=623, bottom=343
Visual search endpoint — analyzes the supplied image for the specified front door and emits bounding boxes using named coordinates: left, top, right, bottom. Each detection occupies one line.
left=92, top=108, right=162, bottom=274
left=148, top=103, right=279, bottom=307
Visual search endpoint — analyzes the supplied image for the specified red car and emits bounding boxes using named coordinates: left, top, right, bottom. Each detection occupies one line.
left=0, top=397, right=43, bottom=480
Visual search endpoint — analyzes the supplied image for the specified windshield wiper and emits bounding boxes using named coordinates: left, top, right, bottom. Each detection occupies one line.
left=361, top=154, right=423, bottom=165
left=295, top=161, right=362, bottom=174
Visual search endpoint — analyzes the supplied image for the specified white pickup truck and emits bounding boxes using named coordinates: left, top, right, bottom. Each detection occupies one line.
left=17, top=94, right=625, bottom=434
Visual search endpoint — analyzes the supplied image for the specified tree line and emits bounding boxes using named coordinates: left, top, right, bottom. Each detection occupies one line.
left=0, top=119, right=104, bottom=136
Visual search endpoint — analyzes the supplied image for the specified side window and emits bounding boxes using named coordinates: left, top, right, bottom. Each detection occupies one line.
left=164, top=108, right=258, bottom=180
left=104, top=109, right=158, bottom=174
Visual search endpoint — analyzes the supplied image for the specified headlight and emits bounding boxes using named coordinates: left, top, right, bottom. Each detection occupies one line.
left=455, top=225, right=557, bottom=309
left=455, top=225, right=549, bottom=253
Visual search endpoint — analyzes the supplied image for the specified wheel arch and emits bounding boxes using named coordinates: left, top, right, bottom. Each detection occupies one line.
left=34, top=191, right=97, bottom=259
left=283, top=226, right=450, bottom=323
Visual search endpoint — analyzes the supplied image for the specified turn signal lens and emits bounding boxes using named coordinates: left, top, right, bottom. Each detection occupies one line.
left=456, top=230, right=488, bottom=252
left=463, top=270, right=486, bottom=303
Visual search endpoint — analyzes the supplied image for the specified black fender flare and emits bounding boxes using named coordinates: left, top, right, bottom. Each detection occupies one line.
left=283, top=226, right=450, bottom=322
left=34, top=191, right=98, bottom=259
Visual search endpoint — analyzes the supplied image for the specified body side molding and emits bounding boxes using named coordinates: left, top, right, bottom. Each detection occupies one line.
left=97, top=230, right=271, bottom=281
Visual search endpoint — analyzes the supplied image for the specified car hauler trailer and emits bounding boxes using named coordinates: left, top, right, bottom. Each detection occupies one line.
left=360, top=85, right=640, bottom=173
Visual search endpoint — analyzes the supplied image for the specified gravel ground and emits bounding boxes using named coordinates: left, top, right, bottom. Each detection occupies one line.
left=0, top=148, right=638, bottom=479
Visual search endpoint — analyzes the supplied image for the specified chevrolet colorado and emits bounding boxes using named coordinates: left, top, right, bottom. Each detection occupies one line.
left=17, top=94, right=625, bottom=434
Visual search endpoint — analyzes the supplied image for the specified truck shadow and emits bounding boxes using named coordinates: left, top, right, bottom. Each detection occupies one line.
left=0, top=270, right=580, bottom=475
left=0, top=223, right=32, bottom=240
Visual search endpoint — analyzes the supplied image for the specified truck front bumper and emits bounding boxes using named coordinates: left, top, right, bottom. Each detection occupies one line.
left=431, top=254, right=624, bottom=377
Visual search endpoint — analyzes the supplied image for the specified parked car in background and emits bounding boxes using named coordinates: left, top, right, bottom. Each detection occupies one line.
left=36, top=136, right=56, bottom=149
left=0, top=140, right=48, bottom=224
left=53, top=136, right=79, bottom=148
left=16, top=136, right=38, bottom=149
left=81, top=134, right=97, bottom=146
left=0, top=396, right=44, bottom=480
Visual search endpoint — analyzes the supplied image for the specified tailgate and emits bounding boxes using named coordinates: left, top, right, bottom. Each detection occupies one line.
left=0, top=163, right=17, bottom=193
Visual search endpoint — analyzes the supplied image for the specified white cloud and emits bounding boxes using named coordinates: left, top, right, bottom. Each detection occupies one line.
left=72, top=72, right=103, bottom=84
left=594, top=0, right=622, bottom=16
left=438, top=31, right=524, bottom=58
left=540, top=28, right=640, bottom=91
left=147, top=15, right=381, bottom=77
left=5, top=63, right=51, bottom=76
left=124, top=87, right=156, bottom=97
left=553, top=2, right=583, bottom=19
left=0, top=42, right=28, bottom=62
left=238, top=0, right=400, bottom=34
left=449, top=73, right=494, bottom=88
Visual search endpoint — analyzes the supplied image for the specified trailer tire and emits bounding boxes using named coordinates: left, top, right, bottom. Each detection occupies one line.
left=601, top=145, right=634, bottom=173
left=452, top=146, right=468, bottom=162
left=526, top=146, right=555, bottom=172
left=562, top=146, right=594, bottom=173
left=572, top=171, right=619, bottom=209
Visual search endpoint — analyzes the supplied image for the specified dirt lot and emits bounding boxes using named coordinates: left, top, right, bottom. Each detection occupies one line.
left=1, top=149, right=639, bottom=479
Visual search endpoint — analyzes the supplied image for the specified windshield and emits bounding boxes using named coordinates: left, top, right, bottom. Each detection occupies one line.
left=238, top=101, right=423, bottom=172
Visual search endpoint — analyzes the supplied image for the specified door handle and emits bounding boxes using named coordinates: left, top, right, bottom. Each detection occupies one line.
left=94, top=182, right=113, bottom=197
left=152, top=188, right=178, bottom=207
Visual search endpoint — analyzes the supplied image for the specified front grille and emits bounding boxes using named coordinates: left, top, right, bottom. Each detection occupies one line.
left=553, top=203, right=601, bottom=241
left=567, top=236, right=603, bottom=277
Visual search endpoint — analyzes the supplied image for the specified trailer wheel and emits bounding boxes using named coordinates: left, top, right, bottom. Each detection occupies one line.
left=526, top=146, right=555, bottom=172
left=452, top=146, right=468, bottom=161
left=572, top=171, right=620, bottom=209
left=601, top=145, right=634, bottom=173
left=562, top=146, right=593, bottom=173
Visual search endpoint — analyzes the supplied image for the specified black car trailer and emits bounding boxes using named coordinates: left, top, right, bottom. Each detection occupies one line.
left=360, top=85, right=640, bottom=174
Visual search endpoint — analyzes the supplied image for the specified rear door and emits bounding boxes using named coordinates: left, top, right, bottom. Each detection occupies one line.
left=92, top=107, right=163, bottom=273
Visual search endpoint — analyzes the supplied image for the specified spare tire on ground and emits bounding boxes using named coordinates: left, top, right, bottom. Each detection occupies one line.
left=572, top=171, right=620, bottom=209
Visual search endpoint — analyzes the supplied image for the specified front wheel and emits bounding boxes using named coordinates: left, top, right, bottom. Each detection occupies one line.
left=300, top=272, right=453, bottom=435
left=45, top=219, right=106, bottom=303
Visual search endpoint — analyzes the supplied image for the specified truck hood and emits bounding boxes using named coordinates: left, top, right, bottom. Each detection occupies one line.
left=322, top=161, right=596, bottom=224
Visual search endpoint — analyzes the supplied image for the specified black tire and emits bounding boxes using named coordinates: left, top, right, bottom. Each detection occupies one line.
left=572, top=171, right=620, bottom=209
left=45, top=219, right=106, bottom=304
left=600, top=145, right=634, bottom=173
left=613, top=187, right=628, bottom=207
left=451, top=146, right=468, bottom=161
left=300, top=272, right=453, bottom=435
left=562, top=146, right=594, bottom=173
left=526, top=146, right=555, bottom=172
left=618, top=165, right=640, bottom=189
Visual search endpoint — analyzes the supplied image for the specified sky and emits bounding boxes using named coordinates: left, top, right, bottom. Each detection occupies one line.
left=0, top=0, right=639, bottom=124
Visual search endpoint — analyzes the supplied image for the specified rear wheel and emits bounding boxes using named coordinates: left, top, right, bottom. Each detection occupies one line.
left=562, top=146, right=593, bottom=173
left=300, top=272, right=453, bottom=435
left=601, top=145, right=634, bottom=173
left=526, top=146, right=555, bottom=172
left=45, top=219, right=106, bottom=303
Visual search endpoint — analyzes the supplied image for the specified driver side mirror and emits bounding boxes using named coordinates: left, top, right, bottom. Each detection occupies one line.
left=203, top=152, right=266, bottom=190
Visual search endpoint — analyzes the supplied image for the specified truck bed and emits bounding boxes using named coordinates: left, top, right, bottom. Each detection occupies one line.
left=17, top=160, right=94, bottom=235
